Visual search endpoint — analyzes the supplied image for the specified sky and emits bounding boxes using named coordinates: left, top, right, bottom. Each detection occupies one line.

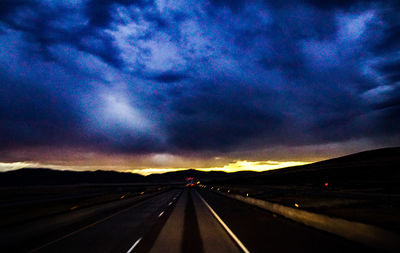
left=1, top=0, right=399, bottom=174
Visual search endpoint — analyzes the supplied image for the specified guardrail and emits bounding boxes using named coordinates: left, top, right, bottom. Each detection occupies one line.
left=208, top=188, right=400, bottom=252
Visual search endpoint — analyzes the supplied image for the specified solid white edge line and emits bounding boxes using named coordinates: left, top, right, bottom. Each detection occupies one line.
left=158, top=211, right=165, bottom=217
left=127, top=237, right=142, bottom=253
left=196, top=191, right=250, bottom=253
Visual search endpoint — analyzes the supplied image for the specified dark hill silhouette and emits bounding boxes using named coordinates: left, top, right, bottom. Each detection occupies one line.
left=0, top=168, right=251, bottom=186
left=226, top=147, right=400, bottom=189
left=0, top=168, right=145, bottom=186
left=145, top=169, right=252, bottom=182
left=1, top=147, right=399, bottom=187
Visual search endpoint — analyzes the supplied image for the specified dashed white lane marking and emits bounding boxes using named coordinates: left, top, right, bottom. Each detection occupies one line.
left=127, top=237, right=142, bottom=253
left=29, top=191, right=180, bottom=253
left=196, top=191, right=251, bottom=253
left=29, top=199, right=147, bottom=253
left=168, top=202, right=173, bottom=206
left=158, top=211, right=165, bottom=217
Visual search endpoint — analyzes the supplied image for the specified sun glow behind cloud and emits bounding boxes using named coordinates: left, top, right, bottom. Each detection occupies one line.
left=116, top=160, right=311, bottom=176
left=196, top=160, right=310, bottom=173
left=0, top=160, right=310, bottom=175
left=99, top=160, right=311, bottom=175
left=0, top=162, right=42, bottom=172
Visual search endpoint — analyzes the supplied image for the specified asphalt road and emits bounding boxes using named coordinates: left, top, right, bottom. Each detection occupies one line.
left=2, top=187, right=377, bottom=253
left=1, top=189, right=180, bottom=252
left=134, top=189, right=241, bottom=253
left=198, top=189, right=376, bottom=253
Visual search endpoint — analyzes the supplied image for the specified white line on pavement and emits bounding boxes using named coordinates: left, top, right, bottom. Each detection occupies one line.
left=196, top=191, right=250, bottom=253
left=127, top=237, right=142, bottom=253
left=158, top=211, right=164, bottom=217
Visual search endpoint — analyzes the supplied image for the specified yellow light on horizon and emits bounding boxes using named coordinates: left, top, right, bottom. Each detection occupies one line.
left=127, top=160, right=310, bottom=175
left=196, top=160, right=310, bottom=173
left=0, top=159, right=311, bottom=176
left=127, top=168, right=189, bottom=176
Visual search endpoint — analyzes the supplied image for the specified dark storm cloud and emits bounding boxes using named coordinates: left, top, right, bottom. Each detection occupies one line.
left=375, top=25, right=400, bottom=53
left=377, top=60, right=400, bottom=83
left=0, top=73, right=82, bottom=149
left=0, top=0, right=400, bottom=157
left=208, top=0, right=379, bottom=11
left=165, top=80, right=283, bottom=151
left=153, top=72, right=188, bottom=83
left=209, top=0, right=245, bottom=12
left=302, top=0, right=377, bottom=9
left=0, top=1, right=124, bottom=68
left=85, top=0, right=152, bottom=28
left=0, top=0, right=36, bottom=17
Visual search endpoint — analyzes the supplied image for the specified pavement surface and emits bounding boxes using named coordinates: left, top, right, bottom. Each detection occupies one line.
left=1, top=188, right=377, bottom=253
left=198, top=189, right=376, bottom=253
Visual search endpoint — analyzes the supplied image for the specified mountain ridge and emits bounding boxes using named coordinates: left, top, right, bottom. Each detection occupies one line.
left=1, top=147, right=399, bottom=186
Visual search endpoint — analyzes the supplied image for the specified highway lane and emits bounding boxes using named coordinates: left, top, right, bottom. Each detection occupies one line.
left=2, top=187, right=380, bottom=253
left=1, top=189, right=181, bottom=253
left=134, top=189, right=241, bottom=253
left=23, top=188, right=243, bottom=253
left=192, top=190, right=243, bottom=253
left=143, top=188, right=187, bottom=253
left=198, top=188, right=378, bottom=253
left=33, top=189, right=181, bottom=253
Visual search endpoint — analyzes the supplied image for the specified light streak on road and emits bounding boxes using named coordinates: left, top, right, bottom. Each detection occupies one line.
left=127, top=237, right=142, bottom=253
left=196, top=190, right=250, bottom=253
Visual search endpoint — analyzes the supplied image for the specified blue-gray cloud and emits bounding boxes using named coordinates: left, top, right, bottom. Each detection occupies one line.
left=0, top=0, right=399, bottom=157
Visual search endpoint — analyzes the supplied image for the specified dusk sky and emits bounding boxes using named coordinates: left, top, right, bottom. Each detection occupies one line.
left=1, top=0, right=399, bottom=174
